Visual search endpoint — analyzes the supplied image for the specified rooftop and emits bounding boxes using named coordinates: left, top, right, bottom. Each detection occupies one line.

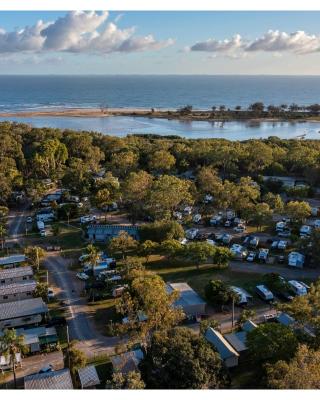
left=205, top=328, right=239, bottom=359
left=0, top=280, right=36, bottom=296
left=0, top=254, right=26, bottom=267
left=111, top=349, right=144, bottom=374
left=224, top=331, right=248, bottom=353
left=0, top=265, right=33, bottom=280
left=24, top=368, right=73, bottom=390
left=167, top=282, right=206, bottom=307
left=0, top=297, right=48, bottom=321
left=78, top=365, right=100, bottom=388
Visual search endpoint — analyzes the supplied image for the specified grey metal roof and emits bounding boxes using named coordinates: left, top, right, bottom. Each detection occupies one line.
left=24, top=368, right=73, bottom=389
left=0, top=254, right=26, bottom=266
left=78, top=365, right=100, bottom=388
left=111, top=349, right=144, bottom=374
left=277, top=312, right=295, bottom=326
left=242, top=320, right=258, bottom=333
left=224, top=331, right=248, bottom=352
left=167, top=282, right=206, bottom=307
left=0, top=266, right=33, bottom=280
left=0, top=280, right=36, bottom=296
left=205, top=328, right=239, bottom=360
left=0, top=297, right=48, bottom=321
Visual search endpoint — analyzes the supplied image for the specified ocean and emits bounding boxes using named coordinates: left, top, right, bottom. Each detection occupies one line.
left=1, top=75, right=320, bottom=140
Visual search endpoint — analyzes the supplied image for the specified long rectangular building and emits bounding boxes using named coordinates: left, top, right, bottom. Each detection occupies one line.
left=0, top=266, right=33, bottom=285
left=0, top=297, right=48, bottom=330
left=0, top=280, right=37, bottom=303
left=0, top=254, right=26, bottom=268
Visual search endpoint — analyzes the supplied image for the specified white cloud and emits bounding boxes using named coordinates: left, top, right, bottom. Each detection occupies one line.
left=190, top=34, right=244, bottom=56
left=246, top=30, right=320, bottom=54
left=189, top=30, right=320, bottom=56
left=0, top=11, right=173, bottom=55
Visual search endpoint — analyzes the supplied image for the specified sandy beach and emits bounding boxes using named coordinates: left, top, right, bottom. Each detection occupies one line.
left=1, top=107, right=320, bottom=124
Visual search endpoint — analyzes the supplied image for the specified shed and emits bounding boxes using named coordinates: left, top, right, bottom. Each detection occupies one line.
left=78, top=365, right=100, bottom=388
left=24, top=368, right=73, bottom=389
left=204, top=328, right=239, bottom=368
left=277, top=312, right=295, bottom=327
left=167, top=282, right=206, bottom=317
left=111, top=349, right=144, bottom=374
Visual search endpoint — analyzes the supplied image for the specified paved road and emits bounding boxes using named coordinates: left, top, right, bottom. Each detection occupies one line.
left=230, top=260, right=320, bottom=280
left=44, top=254, right=120, bottom=357
left=7, top=206, right=29, bottom=246
left=0, top=350, right=64, bottom=387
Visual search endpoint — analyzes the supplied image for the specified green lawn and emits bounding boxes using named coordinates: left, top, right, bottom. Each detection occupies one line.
left=146, top=255, right=262, bottom=298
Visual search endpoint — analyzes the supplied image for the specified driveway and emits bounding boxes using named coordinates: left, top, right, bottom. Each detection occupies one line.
left=44, top=254, right=121, bottom=357
left=230, top=260, right=320, bottom=280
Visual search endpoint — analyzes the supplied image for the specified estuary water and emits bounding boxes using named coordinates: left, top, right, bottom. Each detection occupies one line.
left=1, top=75, right=320, bottom=140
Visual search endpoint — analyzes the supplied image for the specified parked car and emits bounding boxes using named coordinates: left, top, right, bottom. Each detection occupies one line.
left=193, top=214, right=202, bottom=224
left=40, top=229, right=47, bottom=237
left=234, top=224, right=246, bottom=233
left=278, top=229, right=291, bottom=238
left=26, top=216, right=33, bottom=223
left=47, top=288, right=55, bottom=300
left=185, top=228, right=199, bottom=240
left=76, top=272, right=89, bottom=281
left=224, top=220, right=232, bottom=227
left=80, top=215, right=96, bottom=224
left=247, top=251, right=256, bottom=262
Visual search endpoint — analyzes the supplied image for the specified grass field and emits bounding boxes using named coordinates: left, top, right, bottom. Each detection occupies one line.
left=146, top=255, right=262, bottom=298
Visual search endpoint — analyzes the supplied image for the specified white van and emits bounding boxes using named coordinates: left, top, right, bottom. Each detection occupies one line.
left=288, top=280, right=308, bottom=296
left=256, top=285, right=274, bottom=301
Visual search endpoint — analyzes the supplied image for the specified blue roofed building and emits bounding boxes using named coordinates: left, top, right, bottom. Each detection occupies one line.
left=87, top=224, right=139, bottom=242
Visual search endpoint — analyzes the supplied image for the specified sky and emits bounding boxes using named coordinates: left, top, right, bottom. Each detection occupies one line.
left=1, top=11, right=320, bottom=74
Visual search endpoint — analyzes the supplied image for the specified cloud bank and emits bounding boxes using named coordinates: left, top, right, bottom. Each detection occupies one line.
left=189, top=30, right=320, bottom=57
left=0, top=11, right=173, bottom=54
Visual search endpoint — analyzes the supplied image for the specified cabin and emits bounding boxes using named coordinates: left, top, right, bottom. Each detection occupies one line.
left=78, top=365, right=101, bottom=389
left=0, top=254, right=26, bottom=269
left=204, top=328, right=239, bottom=368
left=111, top=349, right=144, bottom=374
left=167, top=282, right=206, bottom=317
left=24, top=368, right=73, bottom=389
left=87, top=224, right=140, bottom=242
left=0, top=280, right=37, bottom=303
left=0, top=297, right=48, bottom=330
left=0, top=265, right=33, bottom=285
left=15, top=326, right=58, bottom=353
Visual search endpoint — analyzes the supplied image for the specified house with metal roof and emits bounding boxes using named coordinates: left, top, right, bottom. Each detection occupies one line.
left=0, top=280, right=37, bottom=303
left=24, top=368, right=73, bottom=389
left=87, top=224, right=139, bottom=242
left=0, top=266, right=33, bottom=285
left=0, top=254, right=26, bottom=268
left=111, top=349, right=144, bottom=375
left=0, top=297, right=48, bottom=330
left=15, top=326, right=58, bottom=354
left=167, top=282, right=206, bottom=317
left=204, top=328, right=239, bottom=368
left=78, top=365, right=100, bottom=389
left=224, top=320, right=257, bottom=354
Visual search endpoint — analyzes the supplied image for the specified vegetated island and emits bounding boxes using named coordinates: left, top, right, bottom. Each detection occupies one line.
left=2, top=102, right=320, bottom=122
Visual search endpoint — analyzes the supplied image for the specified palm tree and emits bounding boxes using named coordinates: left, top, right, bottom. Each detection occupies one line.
left=85, top=244, right=100, bottom=275
left=0, top=224, right=7, bottom=250
left=0, top=329, right=26, bottom=388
